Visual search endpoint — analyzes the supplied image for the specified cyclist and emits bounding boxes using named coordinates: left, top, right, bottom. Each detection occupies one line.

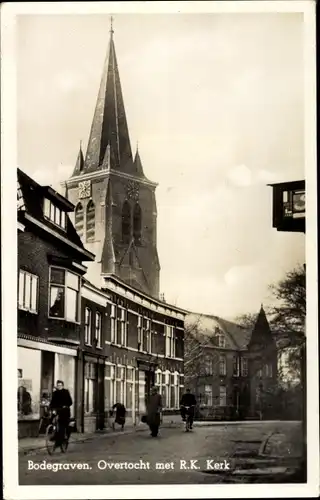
left=180, top=388, right=196, bottom=429
left=49, top=380, right=72, bottom=447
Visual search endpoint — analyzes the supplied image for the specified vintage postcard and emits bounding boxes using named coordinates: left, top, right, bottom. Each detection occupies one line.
left=1, top=1, right=318, bottom=498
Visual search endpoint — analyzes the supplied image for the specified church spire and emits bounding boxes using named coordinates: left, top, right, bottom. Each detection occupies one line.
left=78, top=17, right=132, bottom=176
left=72, top=141, right=84, bottom=176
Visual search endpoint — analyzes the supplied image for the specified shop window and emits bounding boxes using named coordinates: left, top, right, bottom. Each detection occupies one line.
left=44, top=198, right=66, bottom=230
left=40, top=351, right=55, bottom=404
left=219, top=386, right=227, bottom=406
left=18, top=269, right=39, bottom=313
left=49, top=267, right=80, bottom=323
left=18, top=347, right=41, bottom=420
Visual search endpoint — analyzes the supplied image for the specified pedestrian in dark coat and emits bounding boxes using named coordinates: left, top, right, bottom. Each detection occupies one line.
left=146, top=386, right=162, bottom=437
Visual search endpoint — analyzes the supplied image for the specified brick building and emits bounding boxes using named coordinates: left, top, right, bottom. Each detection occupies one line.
left=17, top=169, right=95, bottom=437
left=184, top=306, right=278, bottom=420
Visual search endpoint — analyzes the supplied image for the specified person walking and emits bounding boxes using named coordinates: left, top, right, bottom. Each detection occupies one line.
left=111, top=402, right=126, bottom=431
left=146, top=386, right=162, bottom=437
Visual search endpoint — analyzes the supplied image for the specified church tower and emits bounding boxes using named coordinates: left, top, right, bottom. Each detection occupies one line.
left=63, top=19, right=160, bottom=298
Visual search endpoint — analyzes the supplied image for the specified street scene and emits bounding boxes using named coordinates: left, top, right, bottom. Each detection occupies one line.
left=8, top=4, right=315, bottom=496
left=19, top=421, right=303, bottom=485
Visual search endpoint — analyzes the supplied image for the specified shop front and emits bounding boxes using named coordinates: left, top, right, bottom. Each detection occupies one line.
left=17, top=338, right=77, bottom=438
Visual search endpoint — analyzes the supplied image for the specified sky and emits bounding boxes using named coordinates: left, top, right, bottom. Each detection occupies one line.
left=17, top=12, right=306, bottom=319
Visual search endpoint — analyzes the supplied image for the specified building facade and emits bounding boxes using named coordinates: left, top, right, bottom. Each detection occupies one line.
left=17, top=169, right=95, bottom=437
left=184, top=306, right=278, bottom=420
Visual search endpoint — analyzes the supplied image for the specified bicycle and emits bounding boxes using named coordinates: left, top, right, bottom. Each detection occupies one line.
left=183, top=405, right=195, bottom=432
left=45, top=411, right=70, bottom=455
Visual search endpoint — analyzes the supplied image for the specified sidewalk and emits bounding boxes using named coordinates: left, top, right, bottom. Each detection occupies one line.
left=18, top=423, right=149, bottom=455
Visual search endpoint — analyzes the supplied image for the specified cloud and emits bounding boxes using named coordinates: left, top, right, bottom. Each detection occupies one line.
left=227, top=164, right=253, bottom=187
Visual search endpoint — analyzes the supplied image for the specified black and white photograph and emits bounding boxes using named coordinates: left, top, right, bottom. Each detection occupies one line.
left=1, top=1, right=318, bottom=498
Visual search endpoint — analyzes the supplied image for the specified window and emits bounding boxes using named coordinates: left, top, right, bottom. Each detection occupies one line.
left=257, top=367, right=263, bottom=378
left=204, top=355, right=213, bottom=375
left=84, top=362, right=96, bottom=414
left=75, top=202, right=84, bottom=237
left=18, top=270, right=39, bottom=313
left=233, top=356, right=240, bottom=377
left=133, top=203, right=142, bottom=244
left=241, top=358, right=248, bottom=377
left=165, top=325, right=175, bottom=358
left=95, top=312, right=102, bottom=348
left=146, top=319, right=152, bottom=353
left=105, top=364, right=115, bottom=409
left=218, top=334, right=225, bottom=348
left=122, top=201, right=131, bottom=244
left=138, top=315, right=143, bottom=350
left=115, top=365, right=125, bottom=405
left=126, top=367, right=134, bottom=409
left=17, top=180, right=25, bottom=211
left=165, top=371, right=170, bottom=408
left=49, top=267, right=80, bottom=322
left=44, top=198, right=66, bottom=230
left=86, top=200, right=95, bottom=242
left=219, top=355, right=226, bottom=376
left=265, top=363, right=273, bottom=378
left=84, top=308, right=92, bottom=345
left=110, top=304, right=116, bottom=343
left=120, top=309, right=127, bottom=346
left=174, top=372, right=180, bottom=408
left=205, top=385, right=213, bottom=406
left=219, top=386, right=227, bottom=406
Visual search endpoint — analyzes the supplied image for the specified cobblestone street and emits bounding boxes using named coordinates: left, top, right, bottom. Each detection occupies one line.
left=19, top=421, right=302, bottom=485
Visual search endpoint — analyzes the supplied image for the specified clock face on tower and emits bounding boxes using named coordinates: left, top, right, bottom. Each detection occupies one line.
left=126, top=180, right=139, bottom=201
left=78, top=180, right=91, bottom=199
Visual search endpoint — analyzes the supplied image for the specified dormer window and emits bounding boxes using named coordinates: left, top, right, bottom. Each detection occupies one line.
left=44, top=198, right=66, bottom=230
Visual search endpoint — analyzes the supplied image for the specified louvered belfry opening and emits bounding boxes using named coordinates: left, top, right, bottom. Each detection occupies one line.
left=86, top=200, right=95, bottom=242
left=75, top=202, right=84, bottom=237
left=122, top=201, right=131, bottom=244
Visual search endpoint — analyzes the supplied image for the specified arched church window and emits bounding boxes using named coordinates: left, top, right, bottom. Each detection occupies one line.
left=75, top=202, right=84, bottom=238
left=133, top=203, right=142, bottom=244
left=122, top=201, right=131, bottom=244
left=86, top=200, right=95, bottom=242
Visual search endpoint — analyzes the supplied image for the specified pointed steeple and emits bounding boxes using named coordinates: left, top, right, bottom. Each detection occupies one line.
left=72, top=141, right=85, bottom=176
left=133, top=143, right=145, bottom=176
left=249, top=305, right=274, bottom=349
left=82, top=17, right=132, bottom=175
